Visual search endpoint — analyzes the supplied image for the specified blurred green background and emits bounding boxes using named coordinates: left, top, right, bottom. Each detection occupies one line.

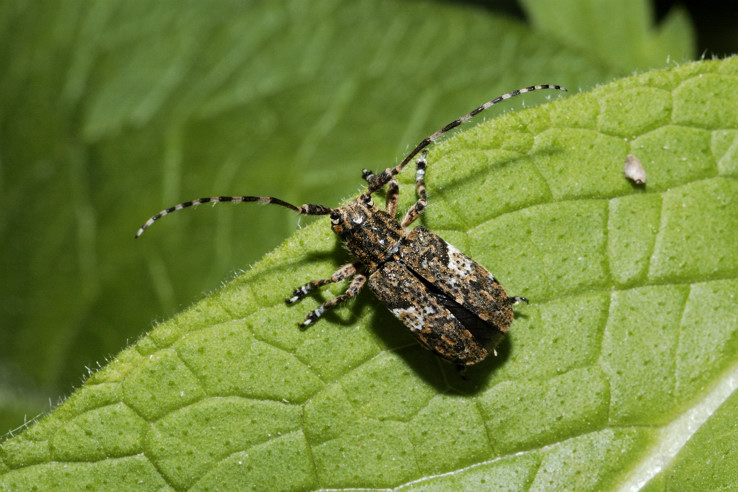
left=0, top=0, right=733, bottom=437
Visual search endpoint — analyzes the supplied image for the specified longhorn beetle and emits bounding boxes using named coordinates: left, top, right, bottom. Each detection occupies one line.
left=136, top=84, right=566, bottom=371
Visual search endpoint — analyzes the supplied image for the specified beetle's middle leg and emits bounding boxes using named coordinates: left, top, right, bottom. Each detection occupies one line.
left=400, top=150, right=428, bottom=228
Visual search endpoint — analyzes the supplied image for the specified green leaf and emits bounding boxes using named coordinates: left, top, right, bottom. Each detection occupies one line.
left=3, top=57, right=737, bottom=490
left=3, top=0, right=693, bottom=433
left=519, top=0, right=695, bottom=71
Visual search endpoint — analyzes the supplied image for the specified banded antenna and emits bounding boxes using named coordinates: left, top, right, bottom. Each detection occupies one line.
left=364, top=84, right=567, bottom=194
left=135, top=84, right=566, bottom=237
left=135, top=196, right=332, bottom=238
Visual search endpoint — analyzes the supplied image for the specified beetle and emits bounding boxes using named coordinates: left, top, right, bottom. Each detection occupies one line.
left=136, top=84, right=566, bottom=371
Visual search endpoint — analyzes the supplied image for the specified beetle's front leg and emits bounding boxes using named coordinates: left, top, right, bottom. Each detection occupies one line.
left=385, top=178, right=399, bottom=216
left=299, top=274, right=367, bottom=328
left=286, top=262, right=359, bottom=304
left=400, top=150, right=428, bottom=228
left=362, top=169, right=399, bottom=216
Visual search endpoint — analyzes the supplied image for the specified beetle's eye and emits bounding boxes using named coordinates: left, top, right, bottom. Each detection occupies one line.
left=330, top=211, right=342, bottom=225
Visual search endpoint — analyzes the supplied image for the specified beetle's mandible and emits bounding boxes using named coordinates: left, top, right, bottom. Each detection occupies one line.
left=136, top=84, right=567, bottom=370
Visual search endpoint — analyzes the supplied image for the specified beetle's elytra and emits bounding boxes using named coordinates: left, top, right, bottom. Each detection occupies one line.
left=136, top=84, right=567, bottom=370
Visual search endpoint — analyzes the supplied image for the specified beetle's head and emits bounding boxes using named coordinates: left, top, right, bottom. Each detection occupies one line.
left=329, top=193, right=375, bottom=239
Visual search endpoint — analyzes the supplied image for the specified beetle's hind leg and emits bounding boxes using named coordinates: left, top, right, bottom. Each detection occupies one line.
left=456, top=364, right=469, bottom=380
left=298, top=274, right=367, bottom=328
left=400, top=150, right=428, bottom=228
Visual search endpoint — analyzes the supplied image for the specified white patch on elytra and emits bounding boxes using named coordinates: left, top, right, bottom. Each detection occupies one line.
left=445, top=243, right=475, bottom=275
left=392, top=305, right=427, bottom=332
left=445, top=242, right=496, bottom=283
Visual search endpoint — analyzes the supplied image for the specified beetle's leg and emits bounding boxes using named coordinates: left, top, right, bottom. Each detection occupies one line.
left=299, top=274, right=367, bottom=328
left=508, top=296, right=529, bottom=305
left=400, top=150, right=428, bottom=228
left=363, top=168, right=399, bottom=216
left=361, top=169, right=374, bottom=183
left=361, top=168, right=382, bottom=189
left=385, top=178, right=399, bottom=216
left=286, top=262, right=359, bottom=304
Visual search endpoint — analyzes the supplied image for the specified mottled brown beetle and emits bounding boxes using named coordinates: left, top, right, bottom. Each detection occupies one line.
left=136, top=84, right=566, bottom=371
